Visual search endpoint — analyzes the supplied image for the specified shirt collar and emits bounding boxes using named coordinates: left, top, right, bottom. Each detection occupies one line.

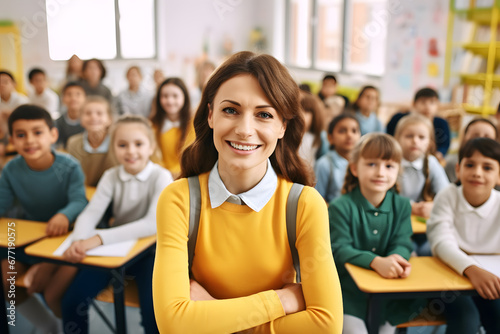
left=161, top=118, right=180, bottom=133
left=352, top=186, right=393, bottom=213
left=401, top=157, right=424, bottom=170
left=330, top=150, right=348, bottom=168
left=117, top=161, right=154, bottom=182
left=458, top=185, right=498, bottom=218
left=83, top=132, right=111, bottom=153
left=208, top=159, right=277, bottom=212
left=63, top=112, right=81, bottom=126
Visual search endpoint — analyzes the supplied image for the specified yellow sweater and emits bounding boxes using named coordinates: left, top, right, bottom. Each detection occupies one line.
left=158, top=124, right=195, bottom=175
left=153, top=173, right=343, bottom=333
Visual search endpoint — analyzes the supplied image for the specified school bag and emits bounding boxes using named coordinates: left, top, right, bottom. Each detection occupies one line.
left=187, top=175, right=303, bottom=282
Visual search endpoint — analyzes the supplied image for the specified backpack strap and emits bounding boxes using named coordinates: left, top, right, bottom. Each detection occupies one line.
left=286, top=183, right=304, bottom=283
left=187, top=176, right=201, bottom=275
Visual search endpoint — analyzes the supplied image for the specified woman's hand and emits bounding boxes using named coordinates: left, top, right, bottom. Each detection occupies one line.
left=370, top=254, right=411, bottom=279
left=275, top=283, right=306, bottom=315
left=190, top=279, right=216, bottom=301
left=63, top=235, right=103, bottom=263
left=464, top=265, right=500, bottom=300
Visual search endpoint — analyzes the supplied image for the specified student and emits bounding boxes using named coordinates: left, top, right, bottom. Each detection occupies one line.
left=318, top=73, right=349, bottom=107
left=298, top=91, right=327, bottom=168
left=329, top=133, right=422, bottom=334
left=0, top=71, right=29, bottom=114
left=65, top=54, right=83, bottom=83
left=150, top=77, right=195, bottom=178
left=191, top=60, right=216, bottom=110
left=315, top=113, right=361, bottom=203
left=54, top=82, right=87, bottom=148
left=350, top=85, right=384, bottom=135
left=27, top=68, right=60, bottom=119
left=62, top=115, right=172, bottom=334
left=387, top=87, right=451, bottom=159
left=115, top=66, right=154, bottom=117
left=0, top=105, right=87, bottom=333
left=395, top=114, right=449, bottom=219
left=445, top=118, right=498, bottom=183
left=67, top=96, right=118, bottom=186
left=78, top=58, right=113, bottom=103
left=152, top=51, right=343, bottom=333
left=427, top=137, right=500, bottom=334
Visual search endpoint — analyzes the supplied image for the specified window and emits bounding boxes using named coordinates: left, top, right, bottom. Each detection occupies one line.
left=286, top=0, right=388, bottom=76
left=46, top=0, right=156, bottom=61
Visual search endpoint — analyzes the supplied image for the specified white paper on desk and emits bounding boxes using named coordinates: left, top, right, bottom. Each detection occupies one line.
left=471, top=255, right=500, bottom=278
left=53, top=233, right=137, bottom=257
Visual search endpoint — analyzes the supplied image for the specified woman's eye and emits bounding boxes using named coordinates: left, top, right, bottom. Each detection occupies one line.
left=258, top=112, right=273, bottom=119
left=222, top=107, right=237, bottom=115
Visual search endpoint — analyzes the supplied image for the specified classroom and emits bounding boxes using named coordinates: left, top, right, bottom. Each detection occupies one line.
left=1, top=0, right=500, bottom=333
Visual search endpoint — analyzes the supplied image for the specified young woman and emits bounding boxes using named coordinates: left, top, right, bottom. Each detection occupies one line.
left=153, top=51, right=342, bottom=333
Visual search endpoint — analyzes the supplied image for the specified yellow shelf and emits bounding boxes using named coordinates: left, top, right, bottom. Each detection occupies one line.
left=462, top=104, right=496, bottom=114
left=459, top=73, right=500, bottom=86
left=462, top=42, right=500, bottom=58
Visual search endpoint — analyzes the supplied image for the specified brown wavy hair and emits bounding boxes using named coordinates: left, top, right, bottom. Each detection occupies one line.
left=181, top=51, right=313, bottom=186
left=342, top=133, right=402, bottom=194
left=300, top=92, right=325, bottom=149
left=394, top=114, right=436, bottom=201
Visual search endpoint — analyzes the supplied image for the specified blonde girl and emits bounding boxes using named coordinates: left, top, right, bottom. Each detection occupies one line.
left=394, top=114, right=449, bottom=219
left=62, top=115, right=173, bottom=334
left=150, top=77, right=195, bottom=178
left=329, top=133, right=423, bottom=334
left=67, top=96, right=118, bottom=186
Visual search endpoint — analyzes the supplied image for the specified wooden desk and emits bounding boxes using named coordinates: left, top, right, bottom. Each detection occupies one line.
left=0, top=218, right=46, bottom=247
left=85, top=186, right=96, bottom=200
left=24, top=235, right=156, bottom=334
left=411, top=215, right=427, bottom=234
left=345, top=257, right=476, bottom=334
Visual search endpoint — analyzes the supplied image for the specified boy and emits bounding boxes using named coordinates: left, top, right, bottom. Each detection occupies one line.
left=0, top=105, right=87, bottom=333
left=28, top=68, right=60, bottom=119
left=54, top=82, right=86, bottom=148
left=115, top=66, right=153, bottom=117
left=1, top=71, right=29, bottom=152
left=386, top=87, right=451, bottom=159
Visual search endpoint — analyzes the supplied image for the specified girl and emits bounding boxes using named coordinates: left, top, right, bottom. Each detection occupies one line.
left=298, top=91, right=328, bottom=168
left=427, top=137, right=500, bottom=334
left=394, top=114, right=449, bottom=219
left=115, top=66, right=154, bottom=117
left=445, top=118, right=498, bottom=183
left=329, top=133, right=423, bottom=334
left=67, top=96, right=118, bottom=186
left=61, top=115, right=173, bottom=334
left=78, top=58, right=113, bottom=102
left=315, top=113, right=361, bottom=203
left=350, top=85, right=384, bottom=135
left=150, top=77, right=195, bottom=178
left=153, top=51, right=343, bottom=333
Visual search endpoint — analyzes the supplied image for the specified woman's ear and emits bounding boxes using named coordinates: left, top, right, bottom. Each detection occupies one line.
left=207, top=103, right=213, bottom=129
left=278, top=121, right=287, bottom=139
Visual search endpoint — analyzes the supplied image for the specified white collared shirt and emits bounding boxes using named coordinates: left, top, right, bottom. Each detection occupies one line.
left=82, top=132, right=111, bottom=154
left=208, top=159, right=277, bottom=212
left=427, top=184, right=500, bottom=274
left=161, top=118, right=180, bottom=134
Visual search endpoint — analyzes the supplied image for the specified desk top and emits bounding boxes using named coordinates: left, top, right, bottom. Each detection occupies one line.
left=85, top=186, right=96, bottom=200
left=345, top=257, right=474, bottom=293
left=24, top=234, right=156, bottom=268
left=411, top=215, right=427, bottom=234
left=0, top=218, right=46, bottom=247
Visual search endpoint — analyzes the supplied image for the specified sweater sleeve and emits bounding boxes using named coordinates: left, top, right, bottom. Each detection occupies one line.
left=314, top=156, right=330, bottom=201
left=429, top=155, right=450, bottom=195
left=435, top=118, right=451, bottom=157
left=153, top=180, right=287, bottom=334
left=57, top=161, right=88, bottom=223
left=71, top=170, right=114, bottom=241
left=427, top=186, right=478, bottom=275
left=97, top=169, right=173, bottom=244
left=252, top=187, right=343, bottom=334
left=386, top=198, right=413, bottom=260
left=0, top=165, right=16, bottom=216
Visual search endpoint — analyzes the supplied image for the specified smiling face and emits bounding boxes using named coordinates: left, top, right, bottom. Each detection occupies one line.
left=80, top=101, right=112, bottom=133
left=397, top=123, right=431, bottom=162
left=10, top=119, right=58, bottom=170
left=113, top=123, right=154, bottom=175
left=62, top=86, right=86, bottom=118
left=456, top=151, right=500, bottom=207
left=350, top=156, right=399, bottom=199
left=208, top=74, right=286, bottom=179
left=159, top=83, right=185, bottom=122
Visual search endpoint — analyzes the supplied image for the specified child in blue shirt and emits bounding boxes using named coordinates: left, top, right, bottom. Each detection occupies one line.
left=315, top=114, right=361, bottom=203
left=0, top=105, right=87, bottom=333
left=351, top=86, right=384, bottom=135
